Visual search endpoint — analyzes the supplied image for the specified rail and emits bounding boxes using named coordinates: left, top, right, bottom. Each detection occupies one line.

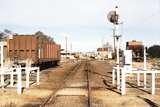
left=85, top=60, right=92, bottom=107
left=40, top=61, right=82, bottom=107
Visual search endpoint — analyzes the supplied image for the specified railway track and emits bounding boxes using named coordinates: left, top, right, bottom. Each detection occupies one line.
left=85, top=60, right=92, bottom=107
left=40, top=60, right=93, bottom=107
left=40, top=61, right=82, bottom=107
left=2, top=59, right=159, bottom=107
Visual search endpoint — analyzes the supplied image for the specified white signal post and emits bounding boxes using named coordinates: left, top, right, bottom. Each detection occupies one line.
left=144, top=44, right=147, bottom=89
left=114, top=6, right=121, bottom=89
left=116, top=35, right=120, bottom=89
left=111, top=5, right=158, bottom=96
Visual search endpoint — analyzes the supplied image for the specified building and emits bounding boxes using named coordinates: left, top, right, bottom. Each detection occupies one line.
left=97, top=47, right=112, bottom=60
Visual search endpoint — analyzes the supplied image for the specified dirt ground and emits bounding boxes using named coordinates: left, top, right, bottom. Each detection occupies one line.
left=0, top=62, right=76, bottom=107
left=0, top=60, right=160, bottom=107
left=90, top=61, right=160, bottom=107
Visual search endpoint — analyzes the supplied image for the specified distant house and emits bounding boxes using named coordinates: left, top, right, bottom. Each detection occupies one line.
left=97, top=48, right=112, bottom=60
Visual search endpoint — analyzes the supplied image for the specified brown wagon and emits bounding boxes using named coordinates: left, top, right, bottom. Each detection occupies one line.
left=126, top=40, right=144, bottom=61
left=8, top=35, right=60, bottom=66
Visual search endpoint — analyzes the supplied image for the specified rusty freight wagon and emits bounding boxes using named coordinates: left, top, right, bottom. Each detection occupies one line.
left=8, top=35, right=61, bottom=66
left=126, top=40, right=144, bottom=61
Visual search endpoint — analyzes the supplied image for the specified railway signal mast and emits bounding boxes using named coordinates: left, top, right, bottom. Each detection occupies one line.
left=107, top=5, right=122, bottom=89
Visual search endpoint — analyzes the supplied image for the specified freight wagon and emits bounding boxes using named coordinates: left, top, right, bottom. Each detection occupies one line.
left=126, top=40, right=144, bottom=61
left=7, top=35, right=60, bottom=67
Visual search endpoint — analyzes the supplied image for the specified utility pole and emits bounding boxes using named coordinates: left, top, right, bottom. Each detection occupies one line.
left=113, top=28, right=116, bottom=57
left=65, top=36, right=68, bottom=61
left=101, top=36, right=104, bottom=48
left=70, top=43, right=72, bottom=56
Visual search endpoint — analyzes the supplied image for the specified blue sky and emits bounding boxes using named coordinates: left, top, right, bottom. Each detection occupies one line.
left=0, top=0, right=160, bottom=52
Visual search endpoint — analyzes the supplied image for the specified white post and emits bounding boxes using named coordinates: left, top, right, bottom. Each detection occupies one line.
left=38, top=49, right=41, bottom=59
left=121, top=68, right=126, bottom=95
left=10, top=69, right=14, bottom=87
left=1, top=75, right=4, bottom=88
left=112, top=68, right=115, bottom=85
left=117, top=67, right=120, bottom=89
left=17, top=68, right=22, bottom=95
left=65, top=36, right=68, bottom=60
left=137, top=72, right=140, bottom=86
left=152, top=72, right=155, bottom=95
left=144, top=73, right=147, bottom=89
left=37, top=68, right=40, bottom=85
left=0, top=45, right=3, bottom=68
left=144, top=46, right=147, bottom=89
left=144, top=46, right=147, bottom=70
left=116, top=37, right=120, bottom=89
left=26, top=69, right=30, bottom=88
left=0, top=45, right=4, bottom=88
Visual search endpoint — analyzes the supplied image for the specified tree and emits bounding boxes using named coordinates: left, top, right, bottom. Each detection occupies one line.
left=147, top=45, right=160, bottom=58
left=0, top=29, right=15, bottom=41
left=34, top=31, right=55, bottom=48
left=0, top=32, right=5, bottom=41
left=4, top=29, right=12, bottom=34
left=35, top=31, right=54, bottom=43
